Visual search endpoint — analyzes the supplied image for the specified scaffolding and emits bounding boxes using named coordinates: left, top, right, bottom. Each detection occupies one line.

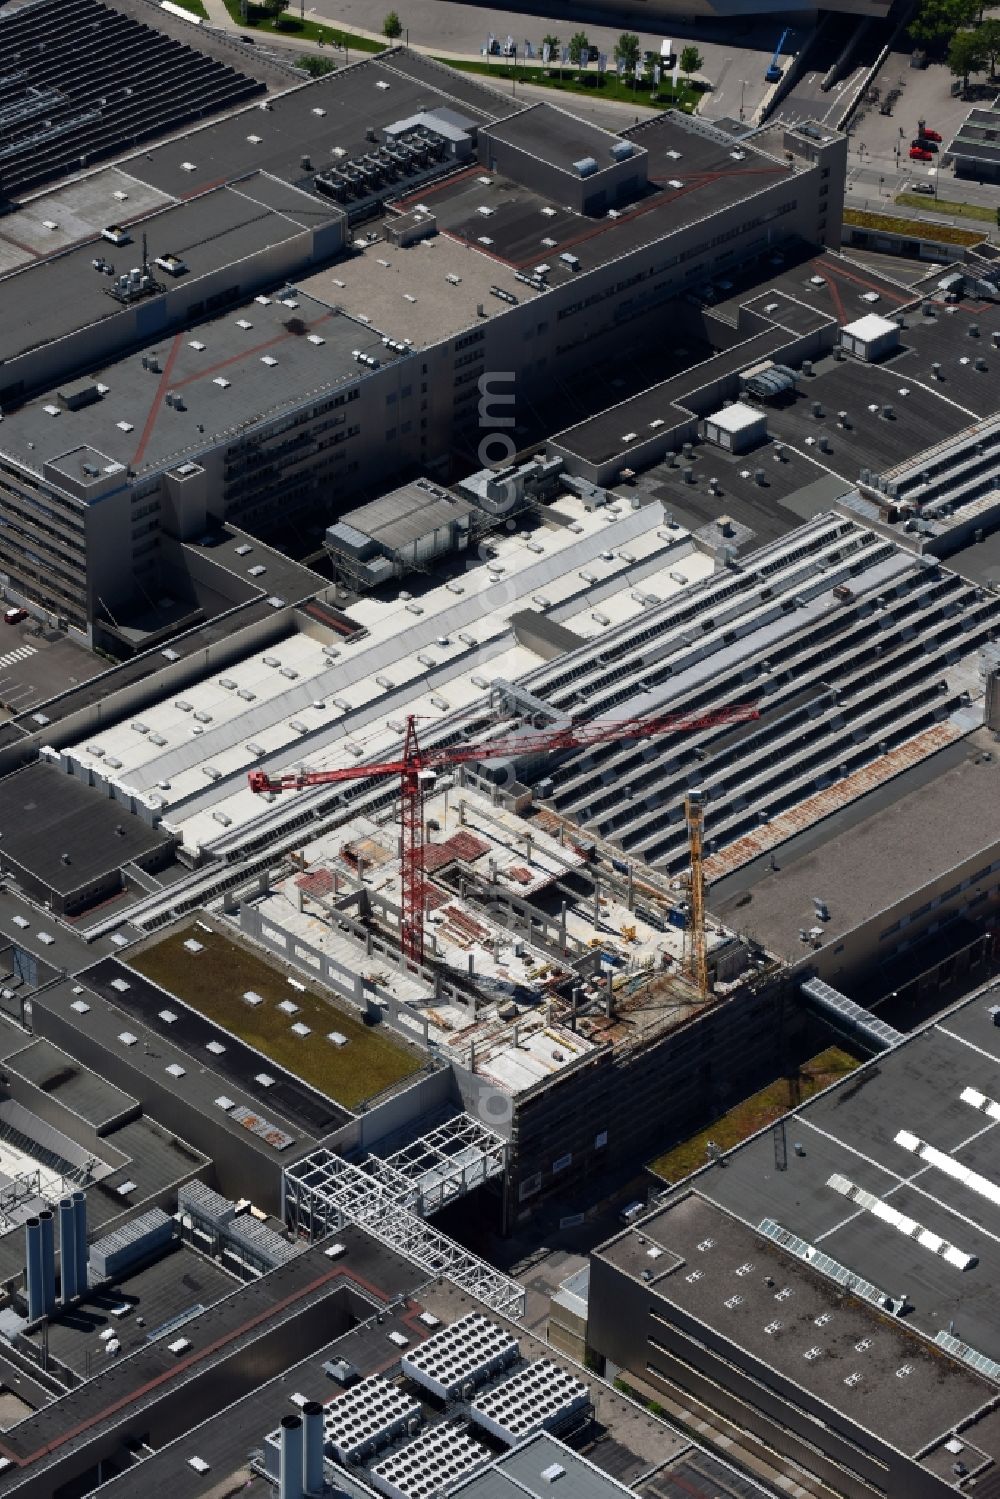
left=283, top=1145, right=524, bottom=1320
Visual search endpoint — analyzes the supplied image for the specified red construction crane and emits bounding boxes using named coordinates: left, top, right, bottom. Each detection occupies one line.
left=248, top=702, right=759, bottom=965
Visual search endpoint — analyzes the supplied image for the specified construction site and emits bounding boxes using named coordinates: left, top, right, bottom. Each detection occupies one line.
left=3, top=0, right=1000, bottom=1489
left=9, top=438, right=995, bottom=1226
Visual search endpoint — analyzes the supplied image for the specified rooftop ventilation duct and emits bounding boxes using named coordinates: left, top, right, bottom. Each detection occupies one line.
left=39, top=1210, right=56, bottom=1317
left=302, top=1402, right=324, bottom=1495
left=73, top=1191, right=88, bottom=1296
left=280, top=1416, right=303, bottom=1499
left=25, top=1217, right=44, bottom=1321
left=59, top=1197, right=77, bottom=1303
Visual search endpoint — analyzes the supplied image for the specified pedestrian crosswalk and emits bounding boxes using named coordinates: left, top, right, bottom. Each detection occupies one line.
left=0, top=643, right=36, bottom=670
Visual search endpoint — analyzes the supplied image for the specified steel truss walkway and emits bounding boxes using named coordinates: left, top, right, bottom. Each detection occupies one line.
left=375, top=1115, right=508, bottom=1218
left=282, top=1126, right=523, bottom=1320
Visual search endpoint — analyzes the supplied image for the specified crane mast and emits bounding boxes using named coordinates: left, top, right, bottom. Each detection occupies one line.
left=249, top=702, right=759, bottom=971
left=685, top=793, right=709, bottom=1000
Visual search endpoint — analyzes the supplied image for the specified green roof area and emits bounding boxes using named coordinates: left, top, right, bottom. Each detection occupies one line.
left=129, top=921, right=423, bottom=1109
left=843, top=207, right=985, bottom=248
left=649, top=1046, right=858, bottom=1183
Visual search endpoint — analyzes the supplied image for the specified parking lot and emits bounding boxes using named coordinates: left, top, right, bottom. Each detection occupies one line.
left=845, top=50, right=1000, bottom=212
left=0, top=627, right=105, bottom=719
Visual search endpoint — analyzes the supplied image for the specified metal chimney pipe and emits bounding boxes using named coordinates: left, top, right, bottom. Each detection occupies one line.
left=59, top=1198, right=77, bottom=1303
left=73, top=1191, right=88, bottom=1298
left=39, top=1210, right=56, bottom=1316
left=24, top=1217, right=43, bottom=1322
left=280, top=1415, right=304, bottom=1499
left=302, top=1402, right=324, bottom=1495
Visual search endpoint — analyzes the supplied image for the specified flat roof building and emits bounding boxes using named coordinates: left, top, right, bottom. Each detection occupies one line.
left=946, top=103, right=1000, bottom=182
left=0, top=55, right=845, bottom=641
left=592, top=1191, right=1000, bottom=1499
left=0, top=0, right=266, bottom=203
left=590, top=973, right=1000, bottom=1496
left=0, top=762, right=173, bottom=915
left=325, top=479, right=475, bottom=588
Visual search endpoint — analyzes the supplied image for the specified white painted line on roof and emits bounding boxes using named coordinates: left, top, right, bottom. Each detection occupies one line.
left=865, top=361, right=979, bottom=421
left=816, top=1143, right=1000, bottom=1250
left=935, top=1023, right=1000, bottom=1068
left=797, top=1115, right=905, bottom=1180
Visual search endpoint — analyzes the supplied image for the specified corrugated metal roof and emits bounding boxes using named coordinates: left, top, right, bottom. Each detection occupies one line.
left=704, top=721, right=963, bottom=882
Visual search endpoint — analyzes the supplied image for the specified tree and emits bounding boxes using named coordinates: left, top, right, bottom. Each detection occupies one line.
left=541, top=32, right=559, bottom=57
left=568, top=30, right=590, bottom=68
left=297, top=53, right=335, bottom=75
left=909, top=0, right=978, bottom=47
left=261, top=0, right=288, bottom=19
left=382, top=9, right=402, bottom=38
left=948, top=26, right=988, bottom=83
left=977, top=15, right=1000, bottom=71
left=615, top=31, right=641, bottom=76
left=679, top=44, right=703, bottom=77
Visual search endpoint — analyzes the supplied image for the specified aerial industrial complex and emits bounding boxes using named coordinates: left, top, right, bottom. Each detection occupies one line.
left=0, top=0, right=996, bottom=1494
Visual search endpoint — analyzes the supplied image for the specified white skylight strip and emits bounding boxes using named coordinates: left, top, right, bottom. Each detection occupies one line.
left=826, top=1172, right=977, bottom=1271
left=894, top=1130, right=1000, bottom=1209
left=960, top=1085, right=1000, bottom=1121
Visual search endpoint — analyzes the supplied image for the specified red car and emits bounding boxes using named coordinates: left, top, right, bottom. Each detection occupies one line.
left=909, top=145, right=933, bottom=161
left=919, top=127, right=943, bottom=142
left=3, top=607, right=27, bottom=625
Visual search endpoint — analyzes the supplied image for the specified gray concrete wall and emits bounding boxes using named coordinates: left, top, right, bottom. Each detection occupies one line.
left=357, top=1066, right=456, bottom=1151
left=788, top=847, right=1000, bottom=999
left=0, top=1062, right=137, bottom=1159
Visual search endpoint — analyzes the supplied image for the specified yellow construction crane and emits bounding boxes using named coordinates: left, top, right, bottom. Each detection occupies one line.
left=685, top=793, right=709, bottom=999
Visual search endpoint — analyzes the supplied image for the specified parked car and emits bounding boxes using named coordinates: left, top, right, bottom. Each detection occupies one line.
left=912, top=137, right=938, bottom=152
left=919, top=126, right=943, bottom=142
left=3, top=607, right=27, bottom=625
left=909, top=145, right=933, bottom=161
left=911, top=180, right=935, bottom=194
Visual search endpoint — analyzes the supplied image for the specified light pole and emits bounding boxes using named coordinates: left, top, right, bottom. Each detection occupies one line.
left=739, top=78, right=747, bottom=121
